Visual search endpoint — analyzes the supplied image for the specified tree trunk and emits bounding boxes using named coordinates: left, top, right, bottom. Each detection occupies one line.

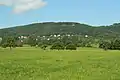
left=10, top=47, right=12, bottom=50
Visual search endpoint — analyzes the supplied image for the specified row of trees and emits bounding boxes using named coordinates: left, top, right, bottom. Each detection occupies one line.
left=0, top=36, right=23, bottom=50
left=27, top=35, right=93, bottom=50
left=1, top=35, right=120, bottom=51
left=28, top=35, right=94, bottom=48
left=0, top=36, right=77, bottom=50
left=50, top=42, right=77, bottom=50
left=99, top=39, right=120, bottom=50
left=38, top=43, right=77, bottom=50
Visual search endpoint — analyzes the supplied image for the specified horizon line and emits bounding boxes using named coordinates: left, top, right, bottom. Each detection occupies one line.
left=0, top=21, right=119, bottom=29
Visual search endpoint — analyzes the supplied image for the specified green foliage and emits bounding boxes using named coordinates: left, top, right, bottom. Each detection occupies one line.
left=50, top=41, right=65, bottom=50
left=38, top=42, right=43, bottom=47
left=1, top=47, right=120, bottom=80
left=109, top=39, right=120, bottom=50
left=16, top=41, right=23, bottom=47
left=99, top=41, right=110, bottom=50
left=1, top=43, right=7, bottom=48
left=40, top=45, right=47, bottom=50
left=66, top=44, right=77, bottom=50
left=1, top=22, right=120, bottom=38
left=0, top=36, right=16, bottom=49
left=86, top=43, right=92, bottom=47
left=28, top=36, right=38, bottom=47
left=99, top=39, right=120, bottom=50
left=1, top=22, right=120, bottom=50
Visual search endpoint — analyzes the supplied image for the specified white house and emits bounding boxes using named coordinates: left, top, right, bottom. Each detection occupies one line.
left=85, top=35, right=88, bottom=38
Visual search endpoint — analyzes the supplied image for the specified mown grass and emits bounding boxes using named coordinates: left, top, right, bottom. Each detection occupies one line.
left=0, top=47, right=120, bottom=80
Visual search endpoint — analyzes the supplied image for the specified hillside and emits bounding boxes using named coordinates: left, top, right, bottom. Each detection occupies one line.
left=0, top=22, right=120, bottom=38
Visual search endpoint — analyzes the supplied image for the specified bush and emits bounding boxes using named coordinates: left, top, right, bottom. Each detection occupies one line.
left=86, top=44, right=92, bottom=47
left=50, top=42, right=65, bottom=50
left=66, top=44, right=77, bottom=50
left=99, top=41, right=111, bottom=50
left=1, top=43, right=8, bottom=48
left=41, top=45, right=47, bottom=50
left=112, top=39, right=120, bottom=50
left=16, top=42, right=23, bottom=47
left=50, top=45, right=64, bottom=50
left=38, top=42, right=44, bottom=47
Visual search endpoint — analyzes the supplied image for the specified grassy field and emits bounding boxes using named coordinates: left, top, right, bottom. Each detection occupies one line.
left=0, top=47, right=120, bottom=80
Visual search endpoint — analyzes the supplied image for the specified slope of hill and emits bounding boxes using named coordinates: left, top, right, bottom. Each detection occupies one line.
left=0, top=22, right=120, bottom=38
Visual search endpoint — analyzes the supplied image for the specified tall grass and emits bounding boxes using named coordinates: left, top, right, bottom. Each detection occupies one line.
left=0, top=47, right=120, bottom=80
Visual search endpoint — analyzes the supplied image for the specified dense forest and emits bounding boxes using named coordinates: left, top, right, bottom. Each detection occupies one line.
left=0, top=22, right=120, bottom=50
left=0, top=22, right=120, bottom=38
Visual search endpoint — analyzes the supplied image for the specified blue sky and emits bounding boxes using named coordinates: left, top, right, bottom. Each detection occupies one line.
left=0, top=0, right=120, bottom=28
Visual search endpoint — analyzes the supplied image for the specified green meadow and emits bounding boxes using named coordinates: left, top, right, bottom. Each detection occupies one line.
left=0, top=47, right=120, bottom=80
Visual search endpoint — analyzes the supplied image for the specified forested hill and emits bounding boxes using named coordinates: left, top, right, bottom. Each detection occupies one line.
left=0, top=22, right=120, bottom=37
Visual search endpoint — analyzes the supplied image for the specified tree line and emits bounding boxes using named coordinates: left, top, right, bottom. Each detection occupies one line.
left=0, top=35, right=120, bottom=51
left=99, top=39, right=120, bottom=50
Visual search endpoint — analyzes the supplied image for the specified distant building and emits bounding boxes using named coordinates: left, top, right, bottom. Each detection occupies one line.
left=54, top=35, right=57, bottom=37
left=36, top=39, right=38, bottom=41
left=67, top=34, right=70, bottom=37
left=85, top=35, right=88, bottom=38
left=21, top=40, right=23, bottom=42
left=57, top=34, right=60, bottom=37
left=58, top=38, right=61, bottom=39
left=18, top=37, right=21, bottom=39
left=21, top=36, right=24, bottom=39
left=24, top=36, right=27, bottom=39
left=47, top=38, right=50, bottom=40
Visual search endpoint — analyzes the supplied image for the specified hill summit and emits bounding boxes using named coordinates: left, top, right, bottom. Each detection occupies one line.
left=0, top=22, right=120, bottom=38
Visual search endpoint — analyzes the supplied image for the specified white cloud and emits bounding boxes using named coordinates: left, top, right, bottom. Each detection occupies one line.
left=0, top=0, right=47, bottom=14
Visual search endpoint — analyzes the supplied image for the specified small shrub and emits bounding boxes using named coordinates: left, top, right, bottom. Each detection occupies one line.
left=1, top=43, right=7, bottom=48
left=99, top=41, right=111, bottom=50
left=86, top=44, right=92, bottom=47
left=66, top=44, right=77, bottom=50
left=50, top=42, right=65, bottom=50
left=41, top=45, right=47, bottom=50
